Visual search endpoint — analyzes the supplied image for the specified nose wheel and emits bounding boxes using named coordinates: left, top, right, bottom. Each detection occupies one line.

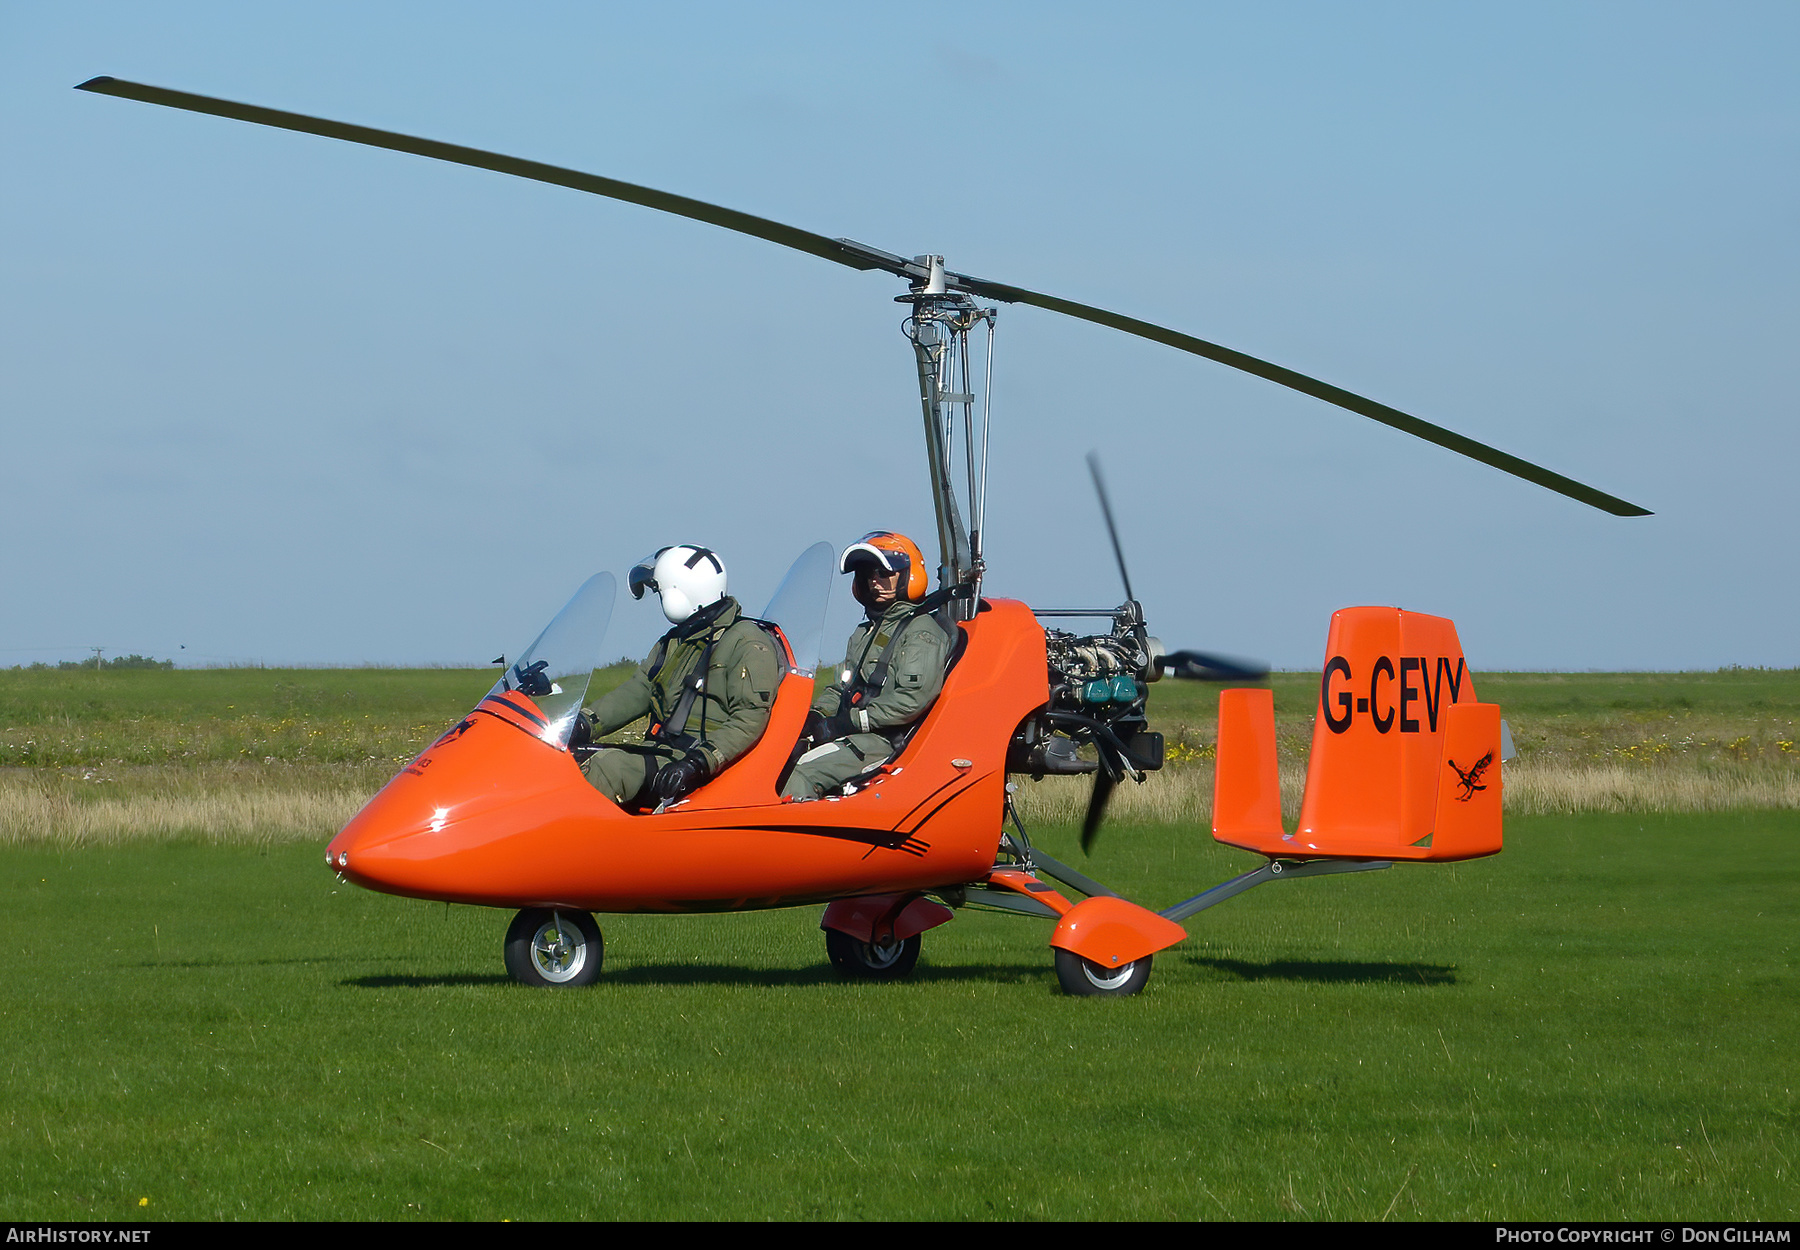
left=504, top=908, right=604, bottom=987
left=1054, top=948, right=1152, bottom=996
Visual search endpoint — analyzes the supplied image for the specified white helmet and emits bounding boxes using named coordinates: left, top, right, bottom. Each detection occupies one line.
left=629, top=545, right=728, bottom=624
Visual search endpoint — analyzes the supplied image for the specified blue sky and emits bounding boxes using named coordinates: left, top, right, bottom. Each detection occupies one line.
left=2, top=3, right=1795, bottom=670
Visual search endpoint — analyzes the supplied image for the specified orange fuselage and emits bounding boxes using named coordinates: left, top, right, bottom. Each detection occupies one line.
left=326, top=599, right=1049, bottom=912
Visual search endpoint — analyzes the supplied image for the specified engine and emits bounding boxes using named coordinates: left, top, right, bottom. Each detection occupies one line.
left=1009, top=622, right=1166, bottom=778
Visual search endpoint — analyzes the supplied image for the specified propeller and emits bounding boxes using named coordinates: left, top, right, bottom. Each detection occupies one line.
left=1085, top=453, right=1138, bottom=607
left=1086, top=457, right=1271, bottom=683
left=1078, top=454, right=1270, bottom=854
left=74, top=76, right=1651, bottom=518
left=1159, top=650, right=1270, bottom=682
left=1080, top=770, right=1116, bottom=855
left=1078, top=453, right=1132, bottom=850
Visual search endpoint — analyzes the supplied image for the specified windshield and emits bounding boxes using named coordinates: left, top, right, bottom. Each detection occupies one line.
left=487, top=572, right=617, bottom=748
left=760, top=542, right=835, bottom=674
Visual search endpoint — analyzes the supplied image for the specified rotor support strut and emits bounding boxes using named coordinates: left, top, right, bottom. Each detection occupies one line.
left=904, top=267, right=996, bottom=618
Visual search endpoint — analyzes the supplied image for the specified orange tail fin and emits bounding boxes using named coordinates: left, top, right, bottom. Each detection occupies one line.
left=1212, top=607, right=1502, bottom=862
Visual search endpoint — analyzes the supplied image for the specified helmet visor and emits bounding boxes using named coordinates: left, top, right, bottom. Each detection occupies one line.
left=840, top=541, right=908, bottom=578
left=627, top=552, right=662, bottom=600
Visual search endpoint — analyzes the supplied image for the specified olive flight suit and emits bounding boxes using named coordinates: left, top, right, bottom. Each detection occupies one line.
left=582, top=597, right=781, bottom=805
left=780, top=598, right=951, bottom=800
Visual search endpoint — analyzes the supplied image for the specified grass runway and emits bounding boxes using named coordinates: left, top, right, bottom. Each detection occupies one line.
left=2, top=811, right=1794, bottom=1221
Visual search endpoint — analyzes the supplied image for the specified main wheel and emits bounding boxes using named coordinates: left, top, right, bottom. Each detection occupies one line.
left=504, top=908, right=604, bottom=987
left=1054, top=948, right=1151, bottom=997
left=825, top=928, right=921, bottom=980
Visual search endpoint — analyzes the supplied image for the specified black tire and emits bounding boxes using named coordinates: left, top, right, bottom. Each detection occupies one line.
left=825, top=928, right=921, bottom=980
left=1054, top=947, right=1151, bottom=997
left=504, top=908, right=604, bottom=987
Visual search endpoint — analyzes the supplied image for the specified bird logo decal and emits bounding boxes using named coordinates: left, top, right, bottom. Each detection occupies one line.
left=1446, top=750, right=1494, bottom=802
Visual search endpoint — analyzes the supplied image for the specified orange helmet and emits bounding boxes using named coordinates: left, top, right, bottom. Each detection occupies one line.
left=840, top=531, right=928, bottom=603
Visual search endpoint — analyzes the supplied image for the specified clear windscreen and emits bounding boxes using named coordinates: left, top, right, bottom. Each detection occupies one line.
left=487, top=572, right=617, bottom=748
left=760, top=542, right=835, bottom=674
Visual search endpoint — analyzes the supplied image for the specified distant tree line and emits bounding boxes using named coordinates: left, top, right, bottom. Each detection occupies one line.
left=12, top=654, right=175, bottom=672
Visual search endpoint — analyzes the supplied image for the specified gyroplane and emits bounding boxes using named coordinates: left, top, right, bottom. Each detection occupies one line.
left=78, top=77, right=1648, bottom=995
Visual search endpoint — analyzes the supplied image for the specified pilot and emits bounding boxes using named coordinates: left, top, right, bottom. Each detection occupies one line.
left=781, top=531, right=951, bottom=800
left=575, top=545, right=781, bottom=807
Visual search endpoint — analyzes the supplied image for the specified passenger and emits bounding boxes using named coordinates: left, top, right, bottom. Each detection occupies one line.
left=782, top=532, right=950, bottom=800
left=575, top=545, right=781, bottom=807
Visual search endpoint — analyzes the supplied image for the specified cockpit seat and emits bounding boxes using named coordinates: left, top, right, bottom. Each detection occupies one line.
left=777, top=613, right=970, bottom=799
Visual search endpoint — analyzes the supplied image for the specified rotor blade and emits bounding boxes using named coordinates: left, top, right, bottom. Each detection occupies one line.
left=1085, top=453, right=1135, bottom=605
left=77, top=77, right=1652, bottom=518
left=74, top=77, right=911, bottom=280
left=953, top=273, right=1652, bottom=518
left=1080, top=770, right=1116, bottom=856
left=1161, top=650, right=1270, bottom=682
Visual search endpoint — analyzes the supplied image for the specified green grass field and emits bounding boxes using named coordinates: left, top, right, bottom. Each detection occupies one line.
left=1, top=813, right=1794, bottom=1220
left=0, top=667, right=1795, bottom=1220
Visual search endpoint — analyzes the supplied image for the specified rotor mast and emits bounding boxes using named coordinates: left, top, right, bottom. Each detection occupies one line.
left=904, top=255, right=996, bottom=621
